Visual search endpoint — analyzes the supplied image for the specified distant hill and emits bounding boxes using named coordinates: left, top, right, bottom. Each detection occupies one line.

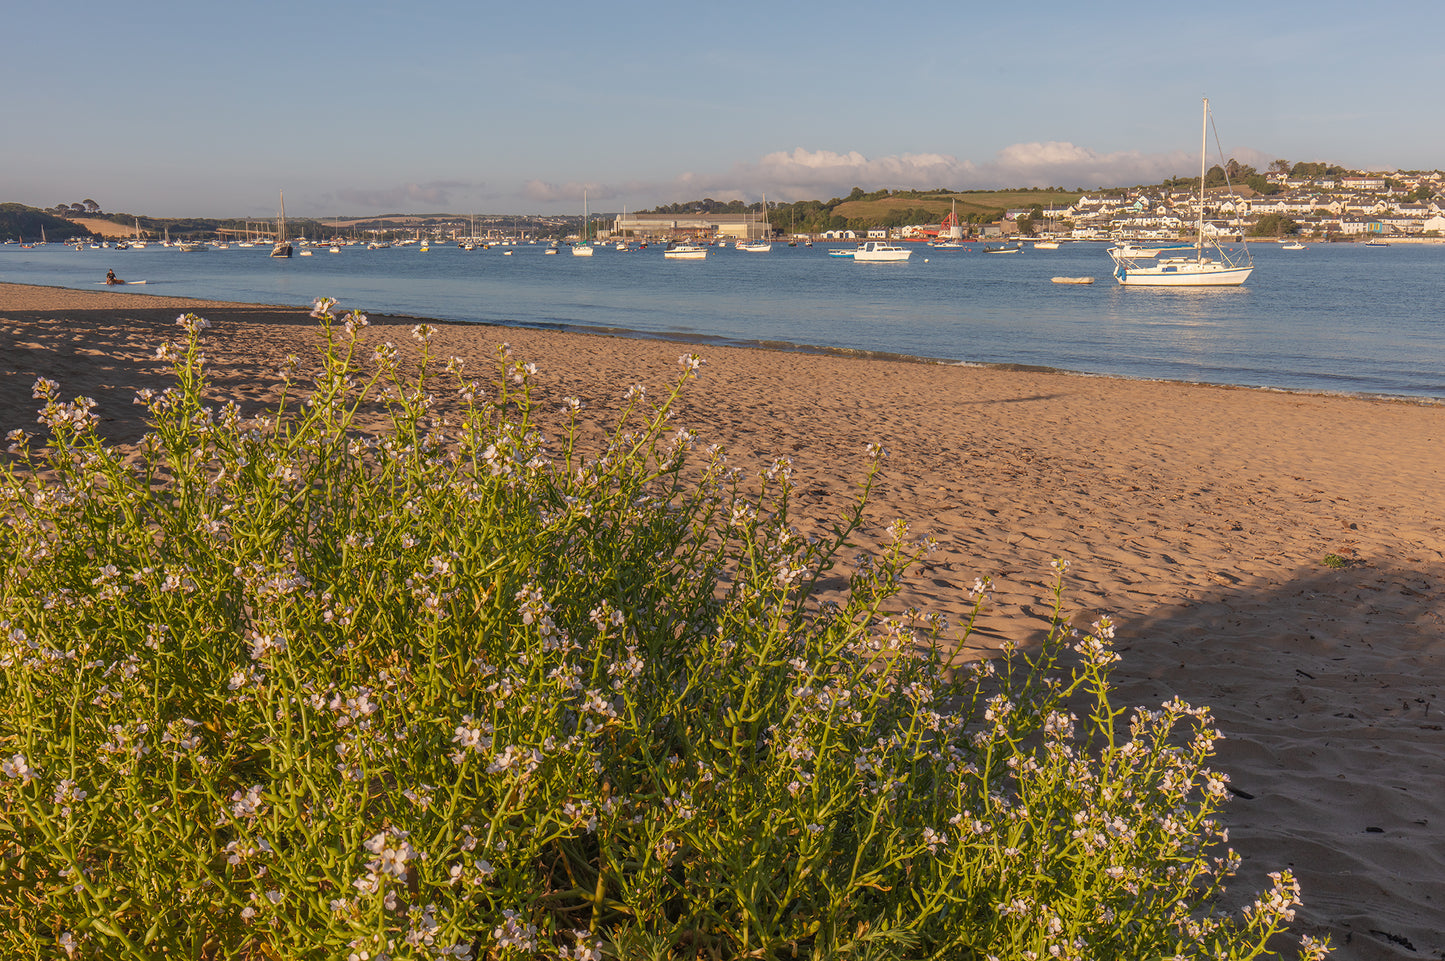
left=829, top=189, right=1081, bottom=224
left=755, top=188, right=1083, bottom=233
left=70, top=216, right=139, bottom=239
left=0, top=204, right=95, bottom=242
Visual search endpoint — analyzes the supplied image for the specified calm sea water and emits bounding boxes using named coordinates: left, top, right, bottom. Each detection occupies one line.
left=3, top=240, right=1442, bottom=399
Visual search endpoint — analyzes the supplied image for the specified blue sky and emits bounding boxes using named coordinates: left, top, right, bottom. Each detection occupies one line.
left=4, top=0, right=1439, bottom=218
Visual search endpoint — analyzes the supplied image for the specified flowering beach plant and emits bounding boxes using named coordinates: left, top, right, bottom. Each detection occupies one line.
left=0, top=301, right=1323, bottom=959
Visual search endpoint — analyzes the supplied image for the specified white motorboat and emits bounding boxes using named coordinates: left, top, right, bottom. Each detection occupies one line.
left=1281, top=241, right=1306, bottom=250
left=827, top=248, right=856, bottom=258
left=852, top=241, right=911, bottom=262
left=1107, top=243, right=1192, bottom=262
left=663, top=242, right=707, bottom=260
left=1111, top=99, right=1253, bottom=287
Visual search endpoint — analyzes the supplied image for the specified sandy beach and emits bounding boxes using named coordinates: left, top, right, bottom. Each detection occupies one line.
left=3, top=281, right=1443, bottom=958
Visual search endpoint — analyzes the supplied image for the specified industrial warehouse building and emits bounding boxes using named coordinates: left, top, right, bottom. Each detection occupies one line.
left=609, top=212, right=771, bottom=241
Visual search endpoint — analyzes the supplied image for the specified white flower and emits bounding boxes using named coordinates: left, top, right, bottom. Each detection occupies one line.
left=248, top=632, right=288, bottom=660
left=492, top=909, right=538, bottom=953
left=2, top=754, right=34, bottom=784
left=53, top=778, right=88, bottom=806
left=175, top=313, right=211, bottom=335
left=377, top=839, right=414, bottom=879
left=230, top=784, right=266, bottom=819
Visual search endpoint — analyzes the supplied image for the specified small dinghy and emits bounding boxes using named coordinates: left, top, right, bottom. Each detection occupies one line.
left=1051, top=276, right=1094, bottom=285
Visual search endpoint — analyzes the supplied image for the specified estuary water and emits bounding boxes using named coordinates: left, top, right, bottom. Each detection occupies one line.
left=3, top=239, right=1442, bottom=399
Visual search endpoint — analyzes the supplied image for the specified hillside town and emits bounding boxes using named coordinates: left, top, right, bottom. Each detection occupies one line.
left=943, top=169, right=1445, bottom=244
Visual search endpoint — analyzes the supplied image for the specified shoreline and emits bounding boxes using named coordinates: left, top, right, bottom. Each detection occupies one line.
left=4, top=280, right=1445, bottom=956
left=6, top=280, right=1441, bottom=406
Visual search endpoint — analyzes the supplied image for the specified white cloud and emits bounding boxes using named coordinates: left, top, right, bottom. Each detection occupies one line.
left=617, top=142, right=1274, bottom=205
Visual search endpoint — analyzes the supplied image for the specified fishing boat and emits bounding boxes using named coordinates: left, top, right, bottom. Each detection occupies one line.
left=853, top=241, right=911, bottom=262
left=573, top=190, right=594, bottom=256
left=270, top=191, right=292, bottom=259
left=1110, top=99, right=1252, bottom=287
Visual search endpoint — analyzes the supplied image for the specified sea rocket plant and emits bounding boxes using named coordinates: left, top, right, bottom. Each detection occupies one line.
left=0, top=302, right=1324, bottom=959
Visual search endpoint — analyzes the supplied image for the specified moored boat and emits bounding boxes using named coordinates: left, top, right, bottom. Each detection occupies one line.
left=852, top=241, right=911, bottom=262
left=663, top=241, right=707, bottom=260
left=1111, top=99, right=1252, bottom=287
left=270, top=191, right=292, bottom=259
left=573, top=190, right=594, bottom=256
left=1107, top=243, right=1192, bottom=262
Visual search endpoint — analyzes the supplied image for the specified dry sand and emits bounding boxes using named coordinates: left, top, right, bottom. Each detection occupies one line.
left=3, top=281, right=1443, bottom=958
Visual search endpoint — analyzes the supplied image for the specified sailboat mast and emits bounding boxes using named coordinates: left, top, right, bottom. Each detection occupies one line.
left=1198, top=98, right=1208, bottom=261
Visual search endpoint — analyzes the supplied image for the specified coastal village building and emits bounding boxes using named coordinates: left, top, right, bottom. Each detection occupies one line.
left=1040, top=169, right=1442, bottom=242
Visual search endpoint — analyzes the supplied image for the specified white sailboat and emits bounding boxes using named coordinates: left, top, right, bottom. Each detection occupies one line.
left=1110, top=99, right=1252, bottom=287
left=270, top=191, right=292, bottom=258
left=737, top=194, right=773, bottom=252
left=572, top=190, right=594, bottom=256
